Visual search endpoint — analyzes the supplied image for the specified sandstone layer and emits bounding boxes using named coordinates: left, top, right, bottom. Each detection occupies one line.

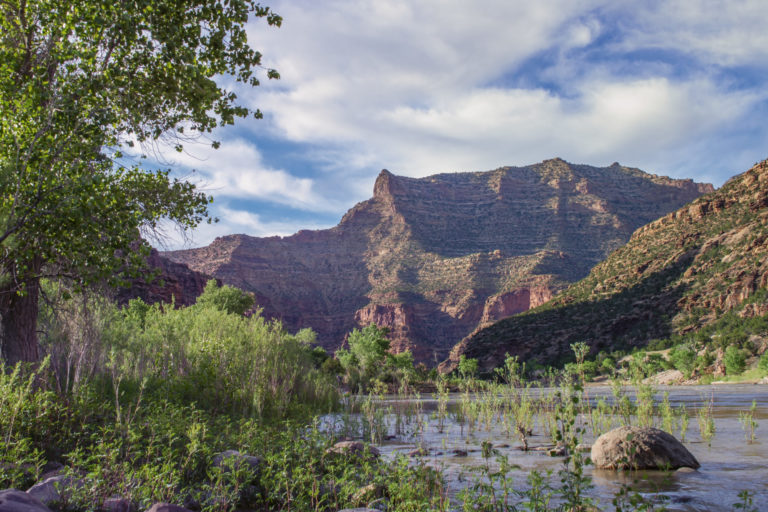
left=166, top=158, right=711, bottom=364
left=445, top=158, right=768, bottom=372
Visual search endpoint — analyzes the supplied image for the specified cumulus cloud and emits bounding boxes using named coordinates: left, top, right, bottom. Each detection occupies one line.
left=242, top=0, right=766, bottom=179
left=155, top=138, right=339, bottom=213
left=615, top=0, right=768, bottom=67
left=153, top=0, right=768, bottom=247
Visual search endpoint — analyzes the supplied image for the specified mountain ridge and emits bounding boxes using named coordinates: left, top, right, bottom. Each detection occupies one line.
left=443, top=158, right=767, bottom=372
left=165, top=159, right=712, bottom=364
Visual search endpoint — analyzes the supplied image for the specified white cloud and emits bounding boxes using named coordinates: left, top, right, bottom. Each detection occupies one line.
left=616, top=0, right=768, bottom=67
left=151, top=0, right=768, bottom=248
left=241, top=0, right=767, bottom=182
left=155, top=138, right=340, bottom=213
left=157, top=205, right=328, bottom=250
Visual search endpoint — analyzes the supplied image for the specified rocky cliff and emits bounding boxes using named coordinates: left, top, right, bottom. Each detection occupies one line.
left=116, top=248, right=212, bottom=307
left=445, top=158, right=768, bottom=372
left=165, top=158, right=712, bottom=364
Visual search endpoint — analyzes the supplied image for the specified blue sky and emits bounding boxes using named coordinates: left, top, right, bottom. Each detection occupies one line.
left=155, top=0, right=768, bottom=249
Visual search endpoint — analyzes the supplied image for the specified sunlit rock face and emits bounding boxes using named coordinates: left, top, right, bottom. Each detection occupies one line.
left=447, top=159, right=768, bottom=373
left=165, top=158, right=711, bottom=365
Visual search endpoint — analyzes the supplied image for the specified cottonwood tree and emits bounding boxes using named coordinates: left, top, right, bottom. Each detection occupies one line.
left=0, top=0, right=280, bottom=364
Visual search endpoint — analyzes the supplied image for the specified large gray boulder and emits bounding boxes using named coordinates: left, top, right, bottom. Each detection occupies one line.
left=0, top=490, right=52, bottom=512
left=26, top=474, right=83, bottom=506
left=591, top=426, right=700, bottom=470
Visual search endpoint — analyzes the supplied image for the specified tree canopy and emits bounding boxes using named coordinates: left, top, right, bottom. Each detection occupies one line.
left=0, top=0, right=281, bottom=364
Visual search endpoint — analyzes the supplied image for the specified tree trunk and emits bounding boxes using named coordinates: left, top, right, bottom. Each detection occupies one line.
left=0, top=265, right=41, bottom=366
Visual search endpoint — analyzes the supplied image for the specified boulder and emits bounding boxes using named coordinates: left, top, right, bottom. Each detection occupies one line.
left=643, top=369, right=684, bottom=386
left=350, top=483, right=384, bottom=507
left=591, top=426, right=699, bottom=470
left=326, top=441, right=380, bottom=460
left=0, top=490, right=52, bottom=512
left=144, top=504, right=192, bottom=512
left=102, top=497, right=135, bottom=512
left=211, top=450, right=261, bottom=475
left=26, top=474, right=83, bottom=506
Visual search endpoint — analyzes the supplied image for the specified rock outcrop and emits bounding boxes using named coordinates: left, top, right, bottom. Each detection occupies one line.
left=116, top=248, right=212, bottom=307
left=591, top=426, right=699, bottom=470
left=446, top=158, right=768, bottom=372
left=166, top=159, right=711, bottom=364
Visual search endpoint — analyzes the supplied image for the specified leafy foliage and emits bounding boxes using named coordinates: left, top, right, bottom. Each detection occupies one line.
left=195, top=279, right=255, bottom=316
left=0, top=0, right=281, bottom=363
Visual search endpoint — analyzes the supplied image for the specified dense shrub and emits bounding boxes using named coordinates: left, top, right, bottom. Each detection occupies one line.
left=759, top=353, right=768, bottom=373
left=724, top=345, right=747, bottom=375
left=104, top=293, right=338, bottom=419
left=669, top=346, right=697, bottom=378
left=335, top=324, right=416, bottom=391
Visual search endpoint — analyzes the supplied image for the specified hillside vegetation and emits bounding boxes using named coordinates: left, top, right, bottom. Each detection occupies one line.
left=446, top=159, right=768, bottom=372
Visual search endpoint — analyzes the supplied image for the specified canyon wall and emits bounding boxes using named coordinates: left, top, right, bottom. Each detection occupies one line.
left=166, top=158, right=712, bottom=364
left=444, top=158, right=768, bottom=372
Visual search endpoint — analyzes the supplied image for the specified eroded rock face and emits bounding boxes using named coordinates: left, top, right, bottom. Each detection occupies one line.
left=166, top=159, right=711, bottom=364
left=591, top=426, right=699, bottom=470
left=447, top=159, right=768, bottom=372
left=117, top=249, right=212, bottom=307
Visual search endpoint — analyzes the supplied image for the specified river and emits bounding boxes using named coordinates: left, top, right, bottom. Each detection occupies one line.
left=327, top=383, right=768, bottom=511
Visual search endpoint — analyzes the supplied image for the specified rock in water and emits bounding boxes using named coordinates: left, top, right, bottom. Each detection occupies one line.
left=326, top=441, right=380, bottom=460
left=591, top=426, right=699, bottom=470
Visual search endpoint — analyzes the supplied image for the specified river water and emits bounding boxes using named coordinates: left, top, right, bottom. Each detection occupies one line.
left=329, top=384, right=768, bottom=511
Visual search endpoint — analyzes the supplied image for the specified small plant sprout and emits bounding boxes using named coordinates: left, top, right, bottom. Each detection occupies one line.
left=738, top=400, right=758, bottom=444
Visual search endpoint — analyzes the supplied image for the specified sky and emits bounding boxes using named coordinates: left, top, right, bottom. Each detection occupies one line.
left=155, top=0, right=768, bottom=249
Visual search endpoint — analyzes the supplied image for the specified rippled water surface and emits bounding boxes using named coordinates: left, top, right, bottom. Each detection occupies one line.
left=328, top=384, right=768, bottom=511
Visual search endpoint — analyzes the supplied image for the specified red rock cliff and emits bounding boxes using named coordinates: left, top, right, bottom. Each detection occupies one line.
left=165, top=159, right=712, bottom=364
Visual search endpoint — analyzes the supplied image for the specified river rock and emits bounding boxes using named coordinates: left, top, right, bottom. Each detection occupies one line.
left=211, top=450, right=262, bottom=475
left=144, top=504, right=193, bottom=512
left=591, top=426, right=700, bottom=470
left=326, top=441, right=380, bottom=460
left=408, top=447, right=428, bottom=457
left=103, top=497, right=135, bottom=512
left=350, top=483, right=384, bottom=506
left=26, top=474, right=83, bottom=506
left=0, top=490, right=52, bottom=512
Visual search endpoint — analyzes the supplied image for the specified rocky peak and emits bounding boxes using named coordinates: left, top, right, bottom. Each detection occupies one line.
left=373, top=169, right=398, bottom=199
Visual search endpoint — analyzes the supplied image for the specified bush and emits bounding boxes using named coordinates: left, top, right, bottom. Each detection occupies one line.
left=335, top=324, right=391, bottom=392
left=100, top=292, right=339, bottom=420
left=669, top=346, right=697, bottom=377
left=759, top=353, right=768, bottom=373
left=457, top=355, right=479, bottom=379
left=195, top=279, right=255, bottom=315
left=724, top=345, right=747, bottom=375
